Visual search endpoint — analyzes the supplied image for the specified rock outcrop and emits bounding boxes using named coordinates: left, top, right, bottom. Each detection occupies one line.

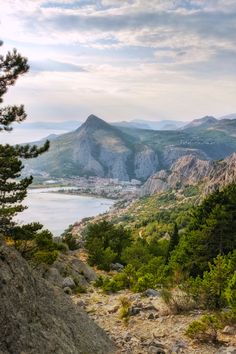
left=141, top=153, right=236, bottom=196
left=0, top=244, right=116, bottom=354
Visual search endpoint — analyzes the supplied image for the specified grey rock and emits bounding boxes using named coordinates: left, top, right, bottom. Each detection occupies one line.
left=134, top=146, right=159, bottom=180
left=148, top=346, right=165, bottom=354
left=0, top=244, right=116, bottom=354
left=129, top=306, right=141, bottom=316
left=110, top=263, right=124, bottom=272
left=141, top=152, right=236, bottom=196
left=44, top=267, right=63, bottom=286
left=217, top=346, right=236, bottom=354
left=172, top=340, right=187, bottom=353
left=76, top=300, right=86, bottom=308
left=124, top=332, right=132, bottom=342
left=62, top=277, right=75, bottom=289
left=222, top=325, right=235, bottom=335
left=144, top=289, right=161, bottom=297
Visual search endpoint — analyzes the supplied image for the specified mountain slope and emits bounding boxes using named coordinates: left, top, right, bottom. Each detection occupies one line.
left=141, top=153, right=236, bottom=196
left=25, top=114, right=236, bottom=181
left=25, top=114, right=159, bottom=180
left=0, top=244, right=116, bottom=354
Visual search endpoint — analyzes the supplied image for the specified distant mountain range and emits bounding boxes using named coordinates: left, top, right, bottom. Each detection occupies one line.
left=113, top=119, right=186, bottom=130
left=24, top=114, right=236, bottom=181
left=17, top=113, right=236, bottom=132
left=14, top=120, right=82, bottom=131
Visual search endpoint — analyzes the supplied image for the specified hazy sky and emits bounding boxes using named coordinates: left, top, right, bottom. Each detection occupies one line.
left=1, top=0, right=236, bottom=123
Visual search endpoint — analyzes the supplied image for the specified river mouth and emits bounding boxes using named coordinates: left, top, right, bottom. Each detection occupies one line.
left=16, top=187, right=115, bottom=236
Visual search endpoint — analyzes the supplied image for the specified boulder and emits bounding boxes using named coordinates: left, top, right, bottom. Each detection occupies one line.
left=62, top=277, right=75, bottom=289
left=222, top=326, right=235, bottom=335
left=110, top=263, right=124, bottom=272
left=144, top=289, right=161, bottom=297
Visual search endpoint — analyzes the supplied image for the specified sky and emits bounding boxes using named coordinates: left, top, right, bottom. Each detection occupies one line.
left=1, top=0, right=236, bottom=123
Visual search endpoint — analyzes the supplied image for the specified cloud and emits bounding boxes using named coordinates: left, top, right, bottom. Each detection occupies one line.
left=30, top=58, right=87, bottom=72
left=1, top=0, right=236, bottom=122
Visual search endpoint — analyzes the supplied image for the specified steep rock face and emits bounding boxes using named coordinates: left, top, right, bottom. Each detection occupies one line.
left=134, top=146, right=159, bottom=180
left=99, top=145, right=131, bottom=181
left=161, top=147, right=208, bottom=169
left=71, top=115, right=132, bottom=180
left=141, top=153, right=236, bottom=196
left=205, top=152, right=236, bottom=193
left=0, top=244, right=116, bottom=354
left=167, top=155, right=212, bottom=186
left=72, top=133, right=105, bottom=177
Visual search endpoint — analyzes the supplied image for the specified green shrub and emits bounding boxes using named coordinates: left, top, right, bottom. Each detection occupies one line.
left=132, top=273, right=155, bottom=292
left=33, top=250, right=59, bottom=265
left=85, top=221, right=131, bottom=270
left=119, top=296, right=131, bottom=322
left=184, top=253, right=235, bottom=310
left=74, top=284, right=87, bottom=294
left=186, top=314, right=222, bottom=342
left=63, top=233, right=79, bottom=251
left=225, top=271, right=236, bottom=313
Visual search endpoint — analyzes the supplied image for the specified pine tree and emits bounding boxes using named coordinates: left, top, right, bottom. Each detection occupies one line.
left=166, top=222, right=179, bottom=263
left=0, top=42, right=49, bottom=236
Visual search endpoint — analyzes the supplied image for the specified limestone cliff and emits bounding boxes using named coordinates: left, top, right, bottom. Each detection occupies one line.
left=141, top=153, right=236, bottom=196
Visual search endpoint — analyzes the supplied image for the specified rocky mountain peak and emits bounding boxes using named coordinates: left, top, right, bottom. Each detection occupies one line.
left=184, top=115, right=218, bottom=129
left=81, top=114, right=111, bottom=131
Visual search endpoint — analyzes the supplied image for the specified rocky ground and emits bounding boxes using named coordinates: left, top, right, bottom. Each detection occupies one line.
left=43, top=250, right=236, bottom=354
left=71, top=286, right=236, bottom=354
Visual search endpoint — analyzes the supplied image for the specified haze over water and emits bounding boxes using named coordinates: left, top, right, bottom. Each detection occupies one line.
left=16, top=188, right=115, bottom=236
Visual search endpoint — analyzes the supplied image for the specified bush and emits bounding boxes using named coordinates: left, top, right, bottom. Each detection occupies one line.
left=132, top=273, right=155, bottom=292
left=225, top=271, right=236, bottom=313
left=74, top=284, right=87, bottom=294
left=63, top=232, right=79, bottom=251
left=186, top=314, right=222, bottom=342
left=33, top=250, right=59, bottom=265
left=161, top=288, right=194, bottom=314
left=184, top=253, right=235, bottom=310
left=185, top=311, right=236, bottom=343
left=119, top=296, right=131, bottom=322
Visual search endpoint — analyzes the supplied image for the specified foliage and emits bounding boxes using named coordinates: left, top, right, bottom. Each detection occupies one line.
left=186, top=314, right=222, bottom=342
left=33, top=250, right=59, bottom=266
left=85, top=221, right=131, bottom=270
left=160, top=288, right=195, bottom=314
left=11, top=224, right=64, bottom=265
left=183, top=252, right=236, bottom=310
left=186, top=311, right=236, bottom=343
left=165, top=223, right=179, bottom=262
left=63, top=232, right=79, bottom=251
left=225, top=271, right=236, bottom=314
left=0, top=41, right=55, bottom=265
left=170, top=184, right=236, bottom=276
left=119, top=296, right=131, bottom=322
left=121, top=239, right=152, bottom=269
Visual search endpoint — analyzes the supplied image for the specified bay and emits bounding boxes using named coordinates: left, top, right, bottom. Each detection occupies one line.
left=16, top=187, right=115, bottom=236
